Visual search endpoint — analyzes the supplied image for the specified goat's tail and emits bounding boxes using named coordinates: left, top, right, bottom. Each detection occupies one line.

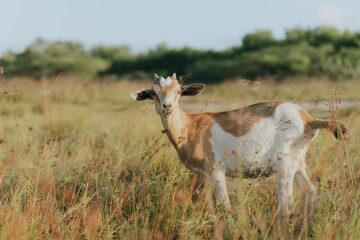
left=308, top=119, right=351, bottom=141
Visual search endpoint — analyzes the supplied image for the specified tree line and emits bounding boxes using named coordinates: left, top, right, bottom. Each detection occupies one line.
left=1, top=26, right=360, bottom=82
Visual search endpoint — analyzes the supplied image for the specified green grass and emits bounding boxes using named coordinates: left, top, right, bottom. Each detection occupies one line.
left=0, top=76, right=358, bottom=239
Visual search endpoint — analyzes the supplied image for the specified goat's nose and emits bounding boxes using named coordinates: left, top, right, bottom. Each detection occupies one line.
left=162, top=103, right=172, bottom=109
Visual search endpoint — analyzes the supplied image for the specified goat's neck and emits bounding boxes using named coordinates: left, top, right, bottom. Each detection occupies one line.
left=160, top=108, right=188, bottom=149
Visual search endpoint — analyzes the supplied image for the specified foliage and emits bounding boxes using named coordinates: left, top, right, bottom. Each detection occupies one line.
left=242, top=30, right=277, bottom=51
left=0, top=38, right=110, bottom=77
left=2, top=27, right=360, bottom=82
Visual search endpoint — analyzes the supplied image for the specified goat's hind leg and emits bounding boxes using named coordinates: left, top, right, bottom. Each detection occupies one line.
left=295, top=168, right=317, bottom=218
left=276, top=153, right=299, bottom=218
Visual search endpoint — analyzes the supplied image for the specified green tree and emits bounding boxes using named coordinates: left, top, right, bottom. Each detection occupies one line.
left=242, top=30, right=277, bottom=51
left=286, top=27, right=311, bottom=43
left=1, top=38, right=110, bottom=77
left=92, top=45, right=132, bottom=61
left=309, top=27, right=341, bottom=46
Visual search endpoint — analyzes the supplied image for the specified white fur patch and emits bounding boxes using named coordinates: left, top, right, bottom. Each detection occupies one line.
left=161, top=97, right=172, bottom=109
left=159, top=77, right=172, bottom=87
left=209, top=103, right=310, bottom=178
left=209, top=123, right=239, bottom=175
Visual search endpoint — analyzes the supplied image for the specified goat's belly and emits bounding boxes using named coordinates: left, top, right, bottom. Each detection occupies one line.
left=237, top=132, right=277, bottom=178
left=224, top=146, right=276, bottom=178
left=210, top=121, right=277, bottom=179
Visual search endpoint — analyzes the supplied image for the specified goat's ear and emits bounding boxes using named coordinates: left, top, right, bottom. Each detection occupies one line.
left=131, top=89, right=154, bottom=101
left=181, top=84, right=205, bottom=96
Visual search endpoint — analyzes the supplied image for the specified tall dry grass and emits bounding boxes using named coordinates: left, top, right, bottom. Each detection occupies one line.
left=0, top=75, right=358, bottom=239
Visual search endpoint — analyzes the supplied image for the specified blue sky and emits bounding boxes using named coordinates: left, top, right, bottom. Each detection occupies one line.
left=1, top=0, right=360, bottom=55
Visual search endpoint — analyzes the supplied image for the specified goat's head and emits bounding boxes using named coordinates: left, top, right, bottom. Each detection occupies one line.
left=131, top=73, right=205, bottom=118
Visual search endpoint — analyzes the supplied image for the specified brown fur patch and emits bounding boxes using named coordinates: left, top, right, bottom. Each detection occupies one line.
left=300, top=110, right=350, bottom=141
left=177, top=114, right=216, bottom=173
left=213, top=102, right=282, bottom=137
left=299, top=110, right=318, bottom=138
left=160, top=111, right=216, bottom=174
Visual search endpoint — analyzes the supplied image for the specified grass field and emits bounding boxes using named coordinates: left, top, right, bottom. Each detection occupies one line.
left=0, top=75, right=358, bottom=239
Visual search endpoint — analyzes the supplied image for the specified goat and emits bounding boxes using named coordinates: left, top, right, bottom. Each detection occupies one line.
left=131, top=73, right=350, bottom=217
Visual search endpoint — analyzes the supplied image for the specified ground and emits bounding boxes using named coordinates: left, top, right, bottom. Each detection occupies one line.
left=0, top=76, right=358, bottom=239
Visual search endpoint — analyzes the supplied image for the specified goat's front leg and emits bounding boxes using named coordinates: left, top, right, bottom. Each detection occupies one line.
left=210, top=169, right=231, bottom=211
left=190, top=173, right=206, bottom=201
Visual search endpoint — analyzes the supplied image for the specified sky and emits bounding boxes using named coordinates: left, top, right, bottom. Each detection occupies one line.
left=1, top=0, right=360, bottom=55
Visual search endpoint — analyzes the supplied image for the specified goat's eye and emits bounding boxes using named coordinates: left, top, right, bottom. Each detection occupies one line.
left=177, top=90, right=182, bottom=94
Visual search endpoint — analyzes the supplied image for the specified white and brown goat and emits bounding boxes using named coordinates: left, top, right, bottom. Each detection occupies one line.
left=131, top=73, right=350, bottom=217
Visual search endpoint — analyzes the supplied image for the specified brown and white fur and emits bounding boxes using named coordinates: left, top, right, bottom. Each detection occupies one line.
left=131, top=73, right=351, bottom=217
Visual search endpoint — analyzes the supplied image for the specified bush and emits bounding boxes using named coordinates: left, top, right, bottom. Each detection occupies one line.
left=285, top=53, right=310, bottom=73
left=2, top=27, right=360, bottom=82
left=242, top=30, right=277, bottom=51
